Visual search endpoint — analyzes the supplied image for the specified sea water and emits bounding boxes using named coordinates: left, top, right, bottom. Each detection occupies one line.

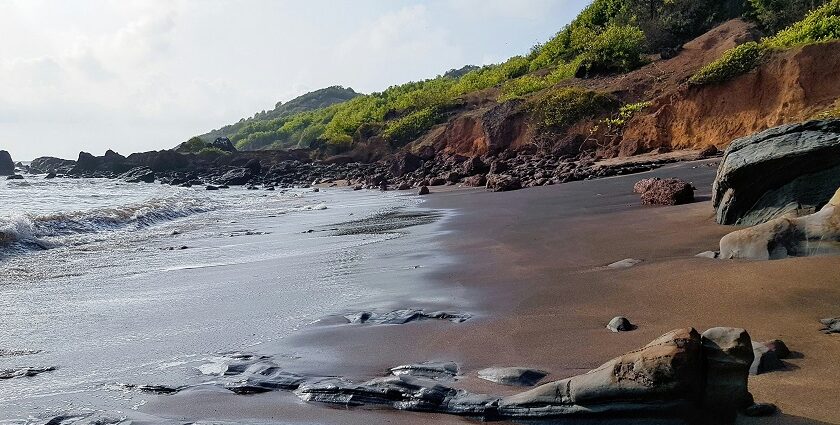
left=0, top=174, right=429, bottom=421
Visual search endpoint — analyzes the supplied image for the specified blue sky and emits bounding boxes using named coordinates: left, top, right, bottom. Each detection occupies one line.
left=0, top=0, right=589, bottom=160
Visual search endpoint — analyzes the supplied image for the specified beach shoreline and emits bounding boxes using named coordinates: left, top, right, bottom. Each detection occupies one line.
left=142, top=158, right=840, bottom=424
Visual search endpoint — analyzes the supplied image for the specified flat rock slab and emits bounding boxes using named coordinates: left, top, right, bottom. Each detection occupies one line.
left=390, top=361, right=459, bottom=379
left=477, top=367, right=548, bottom=387
left=344, top=309, right=470, bottom=325
left=0, top=366, right=56, bottom=379
left=605, top=258, right=643, bottom=269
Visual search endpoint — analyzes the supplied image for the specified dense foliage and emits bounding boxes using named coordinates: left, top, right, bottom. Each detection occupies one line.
left=748, top=0, right=831, bottom=32
left=529, top=87, right=618, bottom=131
left=691, top=0, right=840, bottom=85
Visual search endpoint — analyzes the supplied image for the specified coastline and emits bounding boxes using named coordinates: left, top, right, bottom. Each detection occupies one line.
left=142, top=159, right=840, bottom=424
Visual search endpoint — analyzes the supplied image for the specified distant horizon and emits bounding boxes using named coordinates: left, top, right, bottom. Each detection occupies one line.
left=0, top=0, right=589, bottom=161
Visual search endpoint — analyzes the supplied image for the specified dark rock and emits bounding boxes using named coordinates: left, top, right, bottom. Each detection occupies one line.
left=606, top=316, right=636, bottom=332
left=397, top=182, right=411, bottom=190
left=0, top=366, right=56, bottom=379
left=6, top=174, right=23, bottom=180
left=418, top=186, right=430, bottom=195
left=462, top=156, right=489, bottom=176
left=118, top=166, right=155, bottom=183
left=749, top=342, right=785, bottom=375
left=211, top=137, right=237, bottom=152
left=763, top=339, right=791, bottom=359
left=244, top=158, right=262, bottom=173
left=206, top=185, right=219, bottom=191
left=713, top=120, right=840, bottom=225
left=390, top=152, right=422, bottom=177
left=344, top=309, right=470, bottom=325
left=445, top=171, right=462, bottom=183
left=637, top=178, right=694, bottom=205
left=30, top=157, right=75, bottom=174
left=477, top=367, right=547, bottom=387
left=486, top=174, right=521, bottom=192
left=224, top=361, right=307, bottom=394
left=219, top=168, right=252, bottom=186
left=45, top=172, right=56, bottom=179
left=698, top=145, right=719, bottom=158
left=462, top=175, right=487, bottom=187
left=0, top=150, right=15, bottom=175
left=429, top=177, right=446, bottom=186
left=744, top=402, right=778, bottom=417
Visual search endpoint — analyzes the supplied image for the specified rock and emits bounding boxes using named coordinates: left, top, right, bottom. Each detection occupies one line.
left=223, top=361, right=307, bottom=394
left=606, top=316, right=636, bottom=332
left=486, top=174, right=521, bottom=192
left=462, top=156, right=488, bottom=176
left=418, top=186, right=430, bottom=195
left=211, top=137, right=237, bottom=152
left=633, top=178, right=660, bottom=194
left=638, top=178, right=694, bottom=205
left=698, top=145, right=719, bottom=158
left=700, top=327, right=754, bottom=410
left=498, top=328, right=705, bottom=418
left=462, top=175, right=487, bottom=187
left=45, top=172, right=57, bottom=179
left=0, top=366, right=56, bottom=379
left=744, top=402, right=778, bottom=417
left=118, top=166, right=155, bottom=183
left=390, top=152, right=422, bottom=177
left=819, top=317, right=840, bottom=333
left=749, top=341, right=785, bottom=375
left=397, top=182, right=411, bottom=190
left=445, top=171, right=462, bottom=183
left=219, top=168, right=252, bottom=186
left=713, top=120, right=840, bottom=225
left=718, top=187, right=840, bottom=260
left=0, top=150, right=15, bottom=175
left=389, top=362, right=459, bottom=379
left=477, top=367, right=547, bottom=387
left=606, top=258, right=642, bottom=268
left=206, top=185, right=219, bottom=191
left=294, top=375, right=460, bottom=411
left=763, top=339, right=791, bottom=359
left=344, top=309, right=470, bottom=325
left=6, top=174, right=23, bottom=180
left=430, top=177, right=447, bottom=186
left=30, top=157, right=75, bottom=174
left=695, top=251, right=719, bottom=259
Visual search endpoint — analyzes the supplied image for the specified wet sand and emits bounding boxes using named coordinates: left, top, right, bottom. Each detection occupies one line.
left=147, top=159, right=840, bottom=424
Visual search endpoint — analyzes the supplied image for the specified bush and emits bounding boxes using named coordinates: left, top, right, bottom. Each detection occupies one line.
left=179, top=136, right=207, bottom=153
left=689, top=41, right=769, bottom=85
left=499, top=75, right=551, bottom=101
left=748, top=0, right=831, bottom=32
left=529, top=87, right=618, bottom=131
left=765, top=0, right=840, bottom=48
left=576, top=24, right=646, bottom=76
left=690, top=0, right=840, bottom=85
left=383, top=108, right=443, bottom=146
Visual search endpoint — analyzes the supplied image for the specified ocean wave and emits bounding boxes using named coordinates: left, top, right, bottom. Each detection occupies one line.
left=0, top=196, right=213, bottom=255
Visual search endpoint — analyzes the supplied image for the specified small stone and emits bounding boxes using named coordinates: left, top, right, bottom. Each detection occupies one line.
left=606, top=258, right=642, bottom=269
left=695, top=251, right=719, bottom=259
left=763, top=339, right=791, bottom=359
left=750, top=342, right=785, bottom=375
left=744, top=402, right=777, bottom=417
left=418, top=186, right=430, bottom=195
left=607, top=316, right=636, bottom=332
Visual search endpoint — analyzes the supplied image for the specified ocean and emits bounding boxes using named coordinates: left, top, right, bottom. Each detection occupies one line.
left=0, top=173, right=440, bottom=422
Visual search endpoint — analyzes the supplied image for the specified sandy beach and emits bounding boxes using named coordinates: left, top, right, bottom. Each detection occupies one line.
left=145, top=158, right=840, bottom=424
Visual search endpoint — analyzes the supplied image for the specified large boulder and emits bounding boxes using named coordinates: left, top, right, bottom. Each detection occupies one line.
left=0, top=150, right=14, bottom=176
left=700, top=327, right=754, bottom=410
left=118, top=166, right=156, bottom=183
left=719, top=187, right=840, bottom=260
left=498, top=328, right=706, bottom=417
left=636, top=178, right=695, bottom=205
left=712, top=120, right=840, bottom=225
left=486, top=174, right=521, bottom=192
left=218, top=168, right=253, bottom=186
left=211, top=137, right=237, bottom=152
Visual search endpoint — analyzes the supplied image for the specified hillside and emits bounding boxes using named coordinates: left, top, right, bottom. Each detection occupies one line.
left=193, top=0, right=839, bottom=163
left=197, top=86, right=360, bottom=150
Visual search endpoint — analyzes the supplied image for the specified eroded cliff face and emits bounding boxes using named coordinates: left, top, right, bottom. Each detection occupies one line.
left=620, top=41, right=840, bottom=156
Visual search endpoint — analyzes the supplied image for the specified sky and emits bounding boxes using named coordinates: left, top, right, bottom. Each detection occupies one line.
left=0, top=0, right=589, bottom=161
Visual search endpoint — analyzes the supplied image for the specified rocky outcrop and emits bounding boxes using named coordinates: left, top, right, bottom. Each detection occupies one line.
left=0, top=150, right=14, bottom=176
left=0, top=366, right=56, bottom=379
left=718, top=187, right=840, bottom=260
left=712, top=120, right=840, bottom=225
left=343, top=309, right=470, bottom=325
left=30, top=157, right=76, bottom=174
left=635, top=178, right=695, bottom=205
left=118, top=167, right=156, bottom=183
left=390, top=151, right=422, bottom=177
